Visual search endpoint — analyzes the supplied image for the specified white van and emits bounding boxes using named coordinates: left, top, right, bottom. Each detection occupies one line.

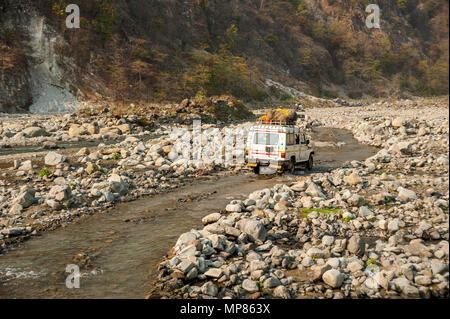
left=245, top=123, right=314, bottom=174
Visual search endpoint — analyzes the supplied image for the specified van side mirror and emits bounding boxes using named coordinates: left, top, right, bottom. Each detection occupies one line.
left=306, top=139, right=310, bottom=145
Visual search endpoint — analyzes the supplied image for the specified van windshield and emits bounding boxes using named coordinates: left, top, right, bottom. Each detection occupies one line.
left=253, top=133, right=279, bottom=145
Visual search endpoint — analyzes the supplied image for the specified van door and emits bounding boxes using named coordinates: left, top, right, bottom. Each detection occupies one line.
left=299, top=133, right=308, bottom=161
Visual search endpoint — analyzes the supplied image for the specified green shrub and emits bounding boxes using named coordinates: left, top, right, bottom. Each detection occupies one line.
left=112, top=152, right=121, bottom=160
left=366, top=258, right=377, bottom=266
left=39, top=168, right=52, bottom=177
left=280, top=93, right=292, bottom=101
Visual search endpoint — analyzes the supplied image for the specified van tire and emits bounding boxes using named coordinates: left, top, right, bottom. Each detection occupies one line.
left=253, top=165, right=260, bottom=174
left=289, top=157, right=296, bottom=174
left=306, top=155, right=313, bottom=171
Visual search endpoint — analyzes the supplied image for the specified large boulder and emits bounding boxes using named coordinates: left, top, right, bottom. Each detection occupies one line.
left=45, top=152, right=66, bottom=166
left=305, top=182, right=326, bottom=198
left=22, top=126, right=46, bottom=137
left=14, top=187, right=36, bottom=208
left=347, top=234, right=365, bottom=257
left=345, top=172, right=362, bottom=185
left=49, top=185, right=72, bottom=201
left=68, top=124, right=88, bottom=136
left=108, top=174, right=129, bottom=195
left=397, top=187, right=417, bottom=202
left=236, top=219, right=266, bottom=242
left=322, top=269, right=344, bottom=288
left=202, top=213, right=222, bottom=225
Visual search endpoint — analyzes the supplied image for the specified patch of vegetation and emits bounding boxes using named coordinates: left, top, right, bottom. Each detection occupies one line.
left=98, top=167, right=106, bottom=174
left=39, top=168, right=52, bottom=177
left=366, top=258, right=377, bottom=266
left=184, top=25, right=267, bottom=102
left=343, top=216, right=352, bottom=223
left=280, top=92, right=292, bottom=101
left=112, top=152, right=121, bottom=160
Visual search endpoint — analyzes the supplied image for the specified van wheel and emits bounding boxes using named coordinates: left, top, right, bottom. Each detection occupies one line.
left=306, top=155, right=313, bottom=171
left=253, top=165, right=260, bottom=174
left=289, top=158, right=296, bottom=174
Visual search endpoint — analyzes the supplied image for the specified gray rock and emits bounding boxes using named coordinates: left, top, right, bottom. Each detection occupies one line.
left=201, top=281, right=218, bottom=297
left=202, top=213, right=222, bottom=225
left=290, top=181, right=307, bottom=192
left=322, top=269, right=344, bottom=288
left=405, top=241, right=432, bottom=258
left=322, top=235, right=335, bottom=246
left=273, top=285, right=291, bottom=299
left=14, top=189, right=35, bottom=208
left=347, top=194, right=365, bottom=206
left=204, top=268, right=223, bottom=278
left=18, top=160, right=33, bottom=171
left=431, top=262, right=448, bottom=275
left=388, top=219, right=400, bottom=233
left=326, top=258, right=340, bottom=269
left=178, top=245, right=197, bottom=258
left=236, top=219, right=266, bottom=242
left=177, top=260, right=195, bottom=274
left=22, top=126, right=46, bottom=137
left=49, top=185, right=71, bottom=201
left=359, top=206, right=374, bottom=219
left=398, top=187, right=417, bottom=202
left=347, top=261, right=364, bottom=273
left=45, top=152, right=66, bottom=166
left=312, top=264, right=332, bottom=281
left=307, top=247, right=326, bottom=258
left=226, top=204, right=242, bottom=212
left=250, top=260, right=267, bottom=272
left=373, top=270, right=394, bottom=290
left=414, top=275, right=431, bottom=286
left=347, top=234, right=365, bottom=257
left=242, top=279, right=259, bottom=293
left=263, top=277, right=281, bottom=289
left=305, top=182, right=326, bottom=198
left=108, top=174, right=129, bottom=195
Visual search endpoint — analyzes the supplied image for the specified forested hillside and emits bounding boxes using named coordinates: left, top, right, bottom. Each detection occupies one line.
left=1, top=0, right=448, bottom=112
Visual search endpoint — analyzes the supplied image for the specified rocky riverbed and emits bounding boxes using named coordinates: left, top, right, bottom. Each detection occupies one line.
left=0, top=118, right=253, bottom=252
left=0, top=96, right=448, bottom=299
left=152, top=96, right=449, bottom=299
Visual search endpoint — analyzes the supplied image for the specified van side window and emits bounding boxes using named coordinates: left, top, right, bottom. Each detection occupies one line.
left=300, top=133, right=306, bottom=144
left=286, top=134, right=293, bottom=145
left=295, top=134, right=300, bottom=144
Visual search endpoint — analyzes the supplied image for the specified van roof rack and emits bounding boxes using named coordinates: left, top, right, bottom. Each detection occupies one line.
left=255, top=119, right=297, bottom=127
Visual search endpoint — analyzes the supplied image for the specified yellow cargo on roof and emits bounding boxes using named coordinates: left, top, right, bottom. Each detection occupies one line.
left=275, top=108, right=291, bottom=116
left=258, top=109, right=291, bottom=123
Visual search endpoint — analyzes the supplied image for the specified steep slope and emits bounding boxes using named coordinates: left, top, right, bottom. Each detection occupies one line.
left=0, top=0, right=448, bottom=113
left=0, top=1, right=81, bottom=113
